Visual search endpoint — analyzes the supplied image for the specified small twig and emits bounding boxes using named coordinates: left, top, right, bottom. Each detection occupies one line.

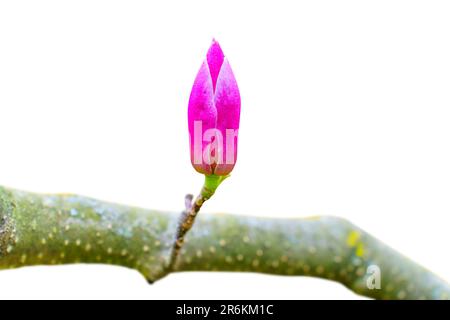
left=167, top=185, right=216, bottom=270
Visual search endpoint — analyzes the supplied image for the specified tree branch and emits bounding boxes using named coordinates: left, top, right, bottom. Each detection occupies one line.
left=0, top=186, right=448, bottom=299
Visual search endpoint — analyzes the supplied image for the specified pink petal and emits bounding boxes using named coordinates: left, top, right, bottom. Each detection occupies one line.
left=213, top=58, right=241, bottom=175
left=206, top=39, right=225, bottom=92
left=188, top=61, right=217, bottom=175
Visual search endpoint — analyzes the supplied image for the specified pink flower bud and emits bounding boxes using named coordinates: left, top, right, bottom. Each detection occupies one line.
left=188, top=40, right=241, bottom=176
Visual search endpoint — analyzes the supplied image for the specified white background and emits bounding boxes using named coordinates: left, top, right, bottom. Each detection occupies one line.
left=0, top=0, right=449, bottom=299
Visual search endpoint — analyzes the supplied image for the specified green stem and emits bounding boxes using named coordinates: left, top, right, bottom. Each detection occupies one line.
left=0, top=186, right=449, bottom=299
left=203, top=174, right=228, bottom=197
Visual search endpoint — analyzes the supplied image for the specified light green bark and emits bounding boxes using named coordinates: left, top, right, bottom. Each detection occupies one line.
left=0, top=186, right=449, bottom=299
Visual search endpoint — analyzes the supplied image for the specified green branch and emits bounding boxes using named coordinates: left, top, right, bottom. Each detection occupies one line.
left=0, top=186, right=449, bottom=299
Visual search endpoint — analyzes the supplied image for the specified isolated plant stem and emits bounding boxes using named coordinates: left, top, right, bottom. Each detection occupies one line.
left=168, top=175, right=226, bottom=270
left=0, top=186, right=449, bottom=299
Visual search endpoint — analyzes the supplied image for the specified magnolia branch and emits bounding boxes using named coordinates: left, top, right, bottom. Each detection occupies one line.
left=0, top=186, right=449, bottom=300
